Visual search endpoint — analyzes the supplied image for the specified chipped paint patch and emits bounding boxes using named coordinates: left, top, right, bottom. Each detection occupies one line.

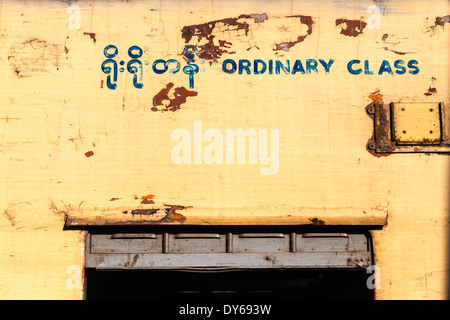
left=131, top=209, right=159, bottom=215
left=368, top=90, right=384, bottom=104
left=424, top=87, right=437, bottom=96
left=141, top=194, right=155, bottom=204
left=83, top=32, right=97, bottom=43
left=335, top=19, right=367, bottom=37
left=181, top=14, right=266, bottom=62
left=309, top=218, right=325, bottom=225
left=126, top=205, right=188, bottom=223
left=152, top=82, right=198, bottom=112
left=425, top=15, right=450, bottom=35
left=434, top=15, right=450, bottom=28
left=159, top=205, right=187, bottom=223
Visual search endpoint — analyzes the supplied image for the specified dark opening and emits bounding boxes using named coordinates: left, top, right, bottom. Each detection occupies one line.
left=85, top=268, right=374, bottom=300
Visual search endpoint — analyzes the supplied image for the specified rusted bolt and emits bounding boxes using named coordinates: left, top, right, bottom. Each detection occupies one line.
left=367, top=106, right=375, bottom=114
left=430, top=108, right=434, bottom=112
left=430, top=130, right=433, bottom=134
left=402, top=130, right=407, bottom=134
left=401, top=108, right=405, bottom=111
left=367, top=142, right=376, bottom=150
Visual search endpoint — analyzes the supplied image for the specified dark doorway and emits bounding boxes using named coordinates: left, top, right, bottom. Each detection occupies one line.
left=85, top=268, right=374, bottom=300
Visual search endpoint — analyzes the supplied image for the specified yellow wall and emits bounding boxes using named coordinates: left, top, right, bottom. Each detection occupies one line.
left=0, top=0, right=448, bottom=299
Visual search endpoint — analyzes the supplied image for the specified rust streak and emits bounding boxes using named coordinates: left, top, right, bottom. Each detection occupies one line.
left=366, top=90, right=395, bottom=158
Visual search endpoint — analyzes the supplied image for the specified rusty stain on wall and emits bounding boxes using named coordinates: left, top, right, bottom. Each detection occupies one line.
left=335, top=19, right=367, bottom=37
left=84, top=151, right=94, bottom=157
left=366, top=90, right=395, bottom=158
left=152, top=82, right=198, bottom=112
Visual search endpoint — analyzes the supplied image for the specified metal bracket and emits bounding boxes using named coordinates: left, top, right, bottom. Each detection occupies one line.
left=366, top=102, right=450, bottom=156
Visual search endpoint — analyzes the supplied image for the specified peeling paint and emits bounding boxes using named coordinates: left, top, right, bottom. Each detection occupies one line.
left=425, top=15, right=450, bottom=35
left=274, top=15, right=313, bottom=51
left=181, top=14, right=262, bottom=61
left=83, top=32, right=96, bottom=43
left=424, top=86, right=437, bottom=96
left=159, top=205, right=187, bottom=223
left=152, top=82, right=198, bottom=112
left=127, top=205, right=188, bottom=223
left=141, top=194, right=155, bottom=204
left=309, top=218, right=325, bottom=225
left=335, top=19, right=367, bottom=37
left=368, top=90, right=384, bottom=105
left=131, top=209, right=158, bottom=215
left=434, top=15, right=450, bottom=28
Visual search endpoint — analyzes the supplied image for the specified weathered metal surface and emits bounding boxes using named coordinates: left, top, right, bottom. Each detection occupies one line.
left=64, top=206, right=388, bottom=227
left=0, top=0, right=449, bottom=300
left=391, top=102, right=441, bottom=145
left=85, top=231, right=371, bottom=270
left=367, top=101, right=450, bottom=155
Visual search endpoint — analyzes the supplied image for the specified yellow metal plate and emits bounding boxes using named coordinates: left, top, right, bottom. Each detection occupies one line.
left=391, top=102, right=441, bottom=145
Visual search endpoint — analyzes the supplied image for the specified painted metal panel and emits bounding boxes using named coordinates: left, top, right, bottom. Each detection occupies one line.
left=85, top=231, right=372, bottom=269
left=0, top=0, right=448, bottom=300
